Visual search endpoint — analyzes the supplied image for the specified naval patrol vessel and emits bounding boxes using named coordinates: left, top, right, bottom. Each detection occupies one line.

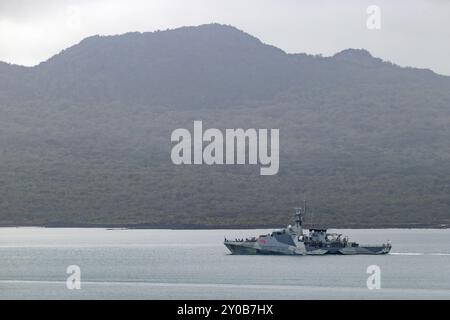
left=224, top=203, right=392, bottom=255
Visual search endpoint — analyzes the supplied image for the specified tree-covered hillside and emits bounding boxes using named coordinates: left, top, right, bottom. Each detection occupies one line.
left=1, top=24, right=450, bottom=228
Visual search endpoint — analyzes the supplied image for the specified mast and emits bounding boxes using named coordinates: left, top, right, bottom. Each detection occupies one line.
left=304, top=199, right=308, bottom=229
left=293, top=205, right=304, bottom=235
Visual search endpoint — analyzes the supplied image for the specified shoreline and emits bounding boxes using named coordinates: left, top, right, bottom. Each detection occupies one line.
left=0, top=222, right=448, bottom=230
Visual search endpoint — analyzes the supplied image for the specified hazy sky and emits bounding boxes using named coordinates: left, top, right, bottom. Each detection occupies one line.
left=0, top=0, right=449, bottom=75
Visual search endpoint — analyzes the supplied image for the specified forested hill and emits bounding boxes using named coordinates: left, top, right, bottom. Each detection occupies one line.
left=1, top=23, right=450, bottom=228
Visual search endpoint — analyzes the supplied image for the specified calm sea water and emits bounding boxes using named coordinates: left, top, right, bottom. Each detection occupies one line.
left=0, top=228, right=449, bottom=299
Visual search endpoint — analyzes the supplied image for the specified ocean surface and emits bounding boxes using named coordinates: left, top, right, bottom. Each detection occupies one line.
left=0, top=227, right=449, bottom=299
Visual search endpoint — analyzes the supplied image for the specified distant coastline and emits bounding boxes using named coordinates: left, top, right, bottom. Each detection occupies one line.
left=0, top=222, right=447, bottom=229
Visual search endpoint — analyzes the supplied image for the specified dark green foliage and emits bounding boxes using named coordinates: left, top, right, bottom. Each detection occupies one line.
left=0, top=24, right=450, bottom=227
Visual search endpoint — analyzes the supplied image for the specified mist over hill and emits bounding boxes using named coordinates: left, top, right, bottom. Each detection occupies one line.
left=1, top=23, right=450, bottom=228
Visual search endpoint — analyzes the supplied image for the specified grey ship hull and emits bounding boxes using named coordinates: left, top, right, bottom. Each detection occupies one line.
left=305, top=245, right=391, bottom=255
left=225, top=241, right=391, bottom=255
left=224, top=241, right=302, bottom=255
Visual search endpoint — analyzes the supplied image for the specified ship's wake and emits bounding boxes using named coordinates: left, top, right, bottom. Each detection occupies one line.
left=390, top=252, right=450, bottom=256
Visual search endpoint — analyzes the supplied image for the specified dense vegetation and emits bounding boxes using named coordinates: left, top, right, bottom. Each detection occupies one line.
left=1, top=24, right=450, bottom=228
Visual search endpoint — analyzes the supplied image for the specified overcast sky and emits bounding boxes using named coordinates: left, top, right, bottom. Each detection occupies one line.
left=0, top=0, right=449, bottom=75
